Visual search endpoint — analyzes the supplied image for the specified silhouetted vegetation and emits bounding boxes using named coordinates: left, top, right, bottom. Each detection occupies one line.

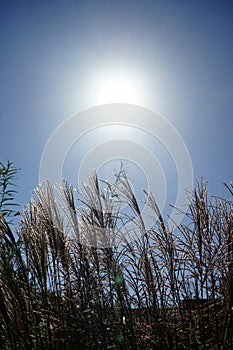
left=0, top=170, right=233, bottom=349
left=0, top=160, right=20, bottom=223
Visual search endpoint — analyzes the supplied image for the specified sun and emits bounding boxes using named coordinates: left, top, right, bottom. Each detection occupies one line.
left=98, top=78, right=138, bottom=104
left=89, top=68, right=147, bottom=105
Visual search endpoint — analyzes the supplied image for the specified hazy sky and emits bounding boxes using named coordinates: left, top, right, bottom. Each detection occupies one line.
left=1, top=0, right=233, bottom=215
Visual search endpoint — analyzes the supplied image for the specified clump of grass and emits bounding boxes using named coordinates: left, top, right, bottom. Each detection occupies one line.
left=0, top=173, right=232, bottom=349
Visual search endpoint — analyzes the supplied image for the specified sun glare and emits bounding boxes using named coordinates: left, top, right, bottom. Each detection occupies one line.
left=89, top=69, right=147, bottom=105
left=98, top=79, right=137, bottom=104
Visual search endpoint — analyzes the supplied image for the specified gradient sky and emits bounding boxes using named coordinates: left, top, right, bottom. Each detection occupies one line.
left=1, top=0, right=233, bottom=215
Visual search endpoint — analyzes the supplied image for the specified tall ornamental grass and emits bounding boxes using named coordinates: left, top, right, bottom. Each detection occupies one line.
left=0, top=172, right=232, bottom=349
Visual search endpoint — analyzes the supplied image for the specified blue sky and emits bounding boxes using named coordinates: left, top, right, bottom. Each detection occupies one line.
left=1, top=0, right=233, bottom=215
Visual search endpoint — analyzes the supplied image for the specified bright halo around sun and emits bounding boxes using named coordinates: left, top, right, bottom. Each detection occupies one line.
left=90, top=69, right=147, bottom=105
